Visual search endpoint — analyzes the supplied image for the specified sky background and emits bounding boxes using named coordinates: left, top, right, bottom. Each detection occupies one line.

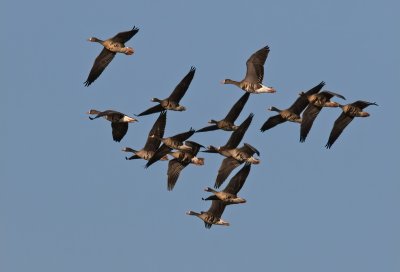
left=1, top=0, right=399, bottom=271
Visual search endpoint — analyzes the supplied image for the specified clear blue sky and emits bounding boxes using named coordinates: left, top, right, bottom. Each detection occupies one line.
left=1, top=0, right=399, bottom=271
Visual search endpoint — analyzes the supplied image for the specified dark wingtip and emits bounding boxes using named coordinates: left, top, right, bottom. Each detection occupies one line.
left=84, top=80, right=91, bottom=87
left=88, top=116, right=95, bottom=120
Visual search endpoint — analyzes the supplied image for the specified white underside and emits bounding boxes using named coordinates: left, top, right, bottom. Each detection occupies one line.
left=254, top=84, right=275, bottom=94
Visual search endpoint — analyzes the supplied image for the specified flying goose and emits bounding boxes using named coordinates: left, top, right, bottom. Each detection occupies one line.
left=325, top=100, right=378, bottom=149
left=203, top=113, right=254, bottom=158
left=145, top=128, right=196, bottom=168
left=186, top=200, right=229, bottom=229
left=137, top=67, right=196, bottom=116
left=166, top=141, right=204, bottom=191
left=122, top=111, right=167, bottom=161
left=203, top=163, right=251, bottom=204
left=84, top=26, right=139, bottom=86
left=260, top=81, right=325, bottom=132
left=196, top=92, right=250, bottom=132
left=300, top=90, right=346, bottom=142
left=221, top=46, right=276, bottom=94
left=86, top=109, right=137, bottom=142
left=214, top=143, right=259, bottom=189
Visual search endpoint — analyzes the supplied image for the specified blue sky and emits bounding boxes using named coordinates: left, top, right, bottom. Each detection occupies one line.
left=1, top=0, right=399, bottom=271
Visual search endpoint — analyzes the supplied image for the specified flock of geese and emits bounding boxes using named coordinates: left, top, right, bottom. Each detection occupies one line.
left=84, top=27, right=378, bottom=229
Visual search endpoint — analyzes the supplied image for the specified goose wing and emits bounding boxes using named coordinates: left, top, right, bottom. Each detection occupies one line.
left=325, top=112, right=354, bottom=149
left=207, top=200, right=227, bottom=218
left=136, top=104, right=165, bottom=117
left=196, top=125, right=219, bottom=133
left=240, top=143, right=260, bottom=156
left=167, top=159, right=189, bottom=191
left=111, top=122, right=128, bottom=142
left=111, top=26, right=139, bottom=43
left=224, top=92, right=250, bottom=123
left=168, top=66, right=196, bottom=103
left=223, top=164, right=251, bottom=195
left=215, top=157, right=242, bottom=189
left=320, top=91, right=346, bottom=100
left=289, top=81, right=325, bottom=115
left=143, top=111, right=167, bottom=151
left=244, top=46, right=270, bottom=83
left=145, top=144, right=171, bottom=168
left=225, top=113, right=253, bottom=148
left=351, top=100, right=378, bottom=109
left=84, top=48, right=116, bottom=86
left=171, top=128, right=195, bottom=142
left=260, top=114, right=285, bottom=132
left=300, top=104, right=322, bottom=142
left=184, top=141, right=204, bottom=156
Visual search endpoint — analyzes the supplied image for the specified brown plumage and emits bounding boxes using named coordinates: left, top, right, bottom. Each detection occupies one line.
left=325, top=100, right=378, bottom=149
left=122, top=111, right=167, bottom=161
left=221, top=46, right=276, bottom=94
left=137, top=67, right=196, bottom=116
left=203, top=163, right=251, bottom=204
left=84, top=27, right=139, bottom=86
left=300, top=90, right=346, bottom=142
left=166, top=141, right=204, bottom=191
left=196, top=92, right=250, bottom=132
left=214, top=143, right=259, bottom=189
left=145, top=128, right=196, bottom=168
left=186, top=200, right=229, bottom=229
left=260, top=81, right=325, bottom=132
left=86, top=109, right=138, bottom=142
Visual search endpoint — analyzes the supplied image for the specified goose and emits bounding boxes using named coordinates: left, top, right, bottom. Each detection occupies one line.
left=203, top=113, right=254, bottom=158
left=84, top=26, right=139, bottom=86
left=214, top=143, right=259, bottom=189
left=122, top=111, right=167, bottom=161
left=166, top=141, right=204, bottom=191
left=86, top=109, right=137, bottom=142
left=260, top=81, right=325, bottom=132
left=203, top=163, right=251, bottom=204
left=221, top=46, right=276, bottom=94
left=196, top=92, right=250, bottom=132
left=325, top=101, right=378, bottom=149
left=300, top=90, right=346, bottom=142
left=137, top=67, right=196, bottom=116
left=186, top=200, right=229, bottom=229
left=145, top=128, right=196, bottom=168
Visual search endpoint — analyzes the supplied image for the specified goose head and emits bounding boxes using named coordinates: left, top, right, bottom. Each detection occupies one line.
left=186, top=211, right=200, bottom=216
left=208, top=119, right=218, bottom=124
left=191, top=157, right=204, bottom=165
left=86, top=109, right=101, bottom=115
left=151, top=98, right=162, bottom=103
left=234, top=197, right=247, bottom=204
left=87, top=37, right=102, bottom=43
left=268, top=106, right=281, bottom=112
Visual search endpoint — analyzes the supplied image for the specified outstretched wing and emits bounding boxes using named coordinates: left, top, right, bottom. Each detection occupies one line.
left=207, top=200, right=227, bottom=219
left=196, top=125, right=219, bottom=133
left=167, top=159, right=189, bottom=191
left=111, top=26, right=139, bottom=43
left=260, top=114, right=285, bottom=132
left=289, top=81, right=325, bottom=115
left=84, top=48, right=116, bottom=86
left=351, top=100, right=378, bottom=109
left=214, top=157, right=242, bottom=189
left=136, top=104, right=165, bottom=117
left=320, top=91, right=346, bottom=100
left=224, top=92, right=250, bottom=122
left=145, top=144, right=172, bottom=168
left=244, top=46, right=270, bottom=83
left=225, top=113, right=253, bottom=148
left=171, top=128, right=195, bottom=142
left=223, top=164, right=251, bottom=195
left=325, top=112, right=354, bottom=149
left=111, top=122, right=128, bottom=142
left=168, top=66, right=196, bottom=103
left=300, top=104, right=322, bottom=142
left=144, top=111, right=167, bottom=151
